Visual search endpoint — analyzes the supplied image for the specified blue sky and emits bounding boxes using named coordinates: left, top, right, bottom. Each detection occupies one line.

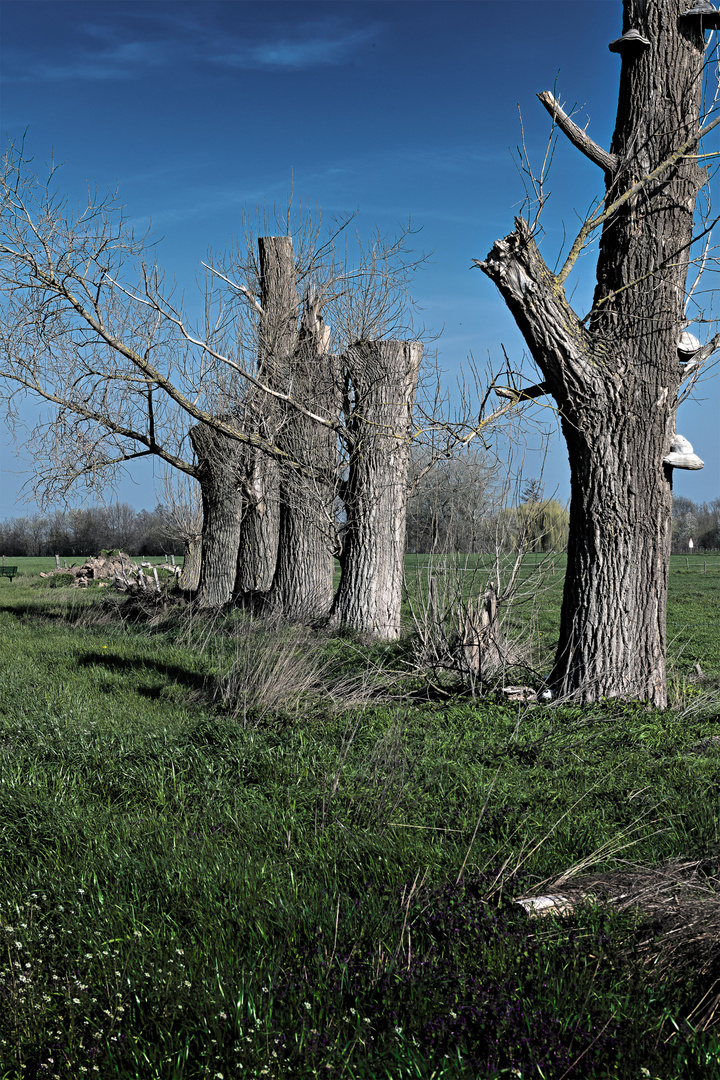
left=1, top=0, right=718, bottom=518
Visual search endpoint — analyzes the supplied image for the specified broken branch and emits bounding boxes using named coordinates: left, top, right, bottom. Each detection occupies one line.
left=537, top=92, right=618, bottom=175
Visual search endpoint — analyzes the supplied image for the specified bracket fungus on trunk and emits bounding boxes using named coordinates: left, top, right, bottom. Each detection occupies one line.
left=609, top=28, right=651, bottom=51
left=679, top=1, right=720, bottom=28
left=664, top=433, right=704, bottom=470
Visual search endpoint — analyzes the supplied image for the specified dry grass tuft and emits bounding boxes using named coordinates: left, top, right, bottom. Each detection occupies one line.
left=519, top=858, right=720, bottom=1031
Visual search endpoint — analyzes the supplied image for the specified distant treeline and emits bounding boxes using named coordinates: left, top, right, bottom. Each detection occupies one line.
left=671, top=496, right=720, bottom=552
left=0, top=504, right=180, bottom=558
left=0, top=494, right=717, bottom=559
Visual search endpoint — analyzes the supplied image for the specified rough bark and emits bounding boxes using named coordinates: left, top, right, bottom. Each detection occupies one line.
left=264, top=285, right=339, bottom=620
left=234, top=445, right=279, bottom=593
left=190, top=422, right=245, bottom=608
left=331, top=340, right=423, bottom=639
left=478, top=0, right=709, bottom=705
left=233, top=236, right=289, bottom=596
left=178, top=537, right=201, bottom=592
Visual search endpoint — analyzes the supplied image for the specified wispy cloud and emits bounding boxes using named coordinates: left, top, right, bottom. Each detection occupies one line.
left=4, top=35, right=170, bottom=84
left=212, top=26, right=377, bottom=70
left=2, top=9, right=380, bottom=84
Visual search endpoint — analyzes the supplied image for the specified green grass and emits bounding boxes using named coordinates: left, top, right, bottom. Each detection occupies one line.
left=0, top=565, right=719, bottom=1077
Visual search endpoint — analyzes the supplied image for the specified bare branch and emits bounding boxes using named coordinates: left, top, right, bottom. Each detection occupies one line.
left=494, top=381, right=549, bottom=401
left=200, top=261, right=264, bottom=316
left=537, top=92, right=618, bottom=174
left=558, top=111, right=720, bottom=284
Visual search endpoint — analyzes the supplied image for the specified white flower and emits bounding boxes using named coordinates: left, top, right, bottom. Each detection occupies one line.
left=304, top=1001, right=312, bottom=1010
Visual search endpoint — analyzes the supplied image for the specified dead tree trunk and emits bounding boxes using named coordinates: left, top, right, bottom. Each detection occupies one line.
left=190, top=422, right=245, bottom=608
left=477, top=0, right=713, bottom=704
left=331, top=340, right=423, bottom=639
left=232, top=238, right=339, bottom=620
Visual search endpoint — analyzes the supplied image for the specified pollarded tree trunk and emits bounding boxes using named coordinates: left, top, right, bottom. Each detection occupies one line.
left=265, top=286, right=339, bottom=620
left=190, top=422, right=246, bottom=608
left=478, top=0, right=713, bottom=704
left=233, top=235, right=289, bottom=597
left=331, top=340, right=423, bottom=639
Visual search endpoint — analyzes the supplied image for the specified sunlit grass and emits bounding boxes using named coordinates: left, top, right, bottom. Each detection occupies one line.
left=0, top=566, right=719, bottom=1076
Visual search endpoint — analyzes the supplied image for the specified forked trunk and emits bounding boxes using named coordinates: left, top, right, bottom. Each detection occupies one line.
left=478, top=0, right=709, bottom=704
left=331, top=340, right=423, bottom=639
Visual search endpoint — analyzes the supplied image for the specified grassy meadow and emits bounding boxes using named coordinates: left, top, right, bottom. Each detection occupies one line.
left=0, top=556, right=720, bottom=1077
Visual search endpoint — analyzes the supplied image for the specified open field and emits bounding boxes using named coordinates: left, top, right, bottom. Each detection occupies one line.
left=1, top=563, right=720, bottom=1076
left=403, top=553, right=720, bottom=683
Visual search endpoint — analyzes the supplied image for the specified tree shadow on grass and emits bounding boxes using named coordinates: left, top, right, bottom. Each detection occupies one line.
left=76, top=650, right=209, bottom=697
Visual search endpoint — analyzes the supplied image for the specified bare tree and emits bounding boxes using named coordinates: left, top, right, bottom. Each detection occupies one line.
left=405, top=444, right=501, bottom=554
left=476, top=0, right=720, bottom=705
left=0, top=151, right=450, bottom=630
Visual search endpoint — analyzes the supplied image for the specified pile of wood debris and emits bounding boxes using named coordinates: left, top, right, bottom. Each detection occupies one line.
left=40, top=552, right=179, bottom=590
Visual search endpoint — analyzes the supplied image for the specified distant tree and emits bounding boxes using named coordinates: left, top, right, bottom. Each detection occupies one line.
left=156, top=470, right=203, bottom=590
left=671, top=495, right=720, bottom=551
left=512, top=497, right=569, bottom=553
left=521, top=477, right=544, bottom=505
left=405, top=446, right=500, bottom=554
